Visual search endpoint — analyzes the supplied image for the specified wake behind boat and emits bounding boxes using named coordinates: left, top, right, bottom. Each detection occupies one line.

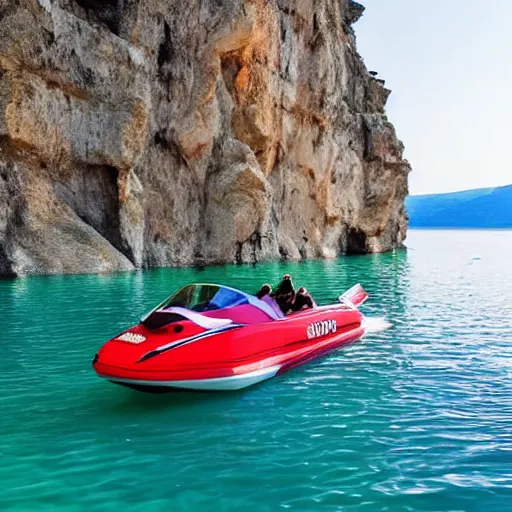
left=92, top=283, right=383, bottom=392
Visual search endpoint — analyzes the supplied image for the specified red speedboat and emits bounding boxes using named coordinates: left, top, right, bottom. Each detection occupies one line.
left=92, top=283, right=372, bottom=392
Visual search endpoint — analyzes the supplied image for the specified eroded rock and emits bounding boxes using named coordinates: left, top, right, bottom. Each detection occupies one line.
left=0, top=0, right=410, bottom=276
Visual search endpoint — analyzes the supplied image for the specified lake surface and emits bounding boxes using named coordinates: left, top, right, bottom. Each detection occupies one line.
left=1, top=230, right=511, bottom=511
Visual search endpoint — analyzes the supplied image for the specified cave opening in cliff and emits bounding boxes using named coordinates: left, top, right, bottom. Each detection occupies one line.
left=346, top=228, right=368, bottom=255
left=74, top=0, right=121, bottom=35
left=157, top=20, right=175, bottom=80
left=0, top=246, right=16, bottom=279
left=53, top=164, right=131, bottom=260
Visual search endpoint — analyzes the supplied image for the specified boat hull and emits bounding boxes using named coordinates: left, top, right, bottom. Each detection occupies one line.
left=102, top=365, right=282, bottom=392
left=95, top=322, right=365, bottom=392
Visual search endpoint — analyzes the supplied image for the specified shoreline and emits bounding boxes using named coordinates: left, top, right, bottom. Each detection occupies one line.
left=408, top=227, right=512, bottom=231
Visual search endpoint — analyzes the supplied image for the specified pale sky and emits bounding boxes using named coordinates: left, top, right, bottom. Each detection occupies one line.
left=355, top=1, right=512, bottom=195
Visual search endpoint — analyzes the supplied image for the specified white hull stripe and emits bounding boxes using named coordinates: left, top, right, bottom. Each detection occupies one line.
left=99, top=365, right=282, bottom=391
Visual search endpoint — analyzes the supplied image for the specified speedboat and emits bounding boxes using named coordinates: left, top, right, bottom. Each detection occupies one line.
left=92, top=283, right=374, bottom=392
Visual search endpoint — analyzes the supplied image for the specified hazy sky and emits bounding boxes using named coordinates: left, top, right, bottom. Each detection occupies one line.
left=355, top=1, right=512, bottom=195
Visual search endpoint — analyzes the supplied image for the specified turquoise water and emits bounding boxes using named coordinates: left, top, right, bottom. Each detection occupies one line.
left=1, top=230, right=512, bottom=511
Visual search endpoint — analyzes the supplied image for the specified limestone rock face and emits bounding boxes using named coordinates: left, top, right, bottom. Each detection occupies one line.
left=0, top=0, right=410, bottom=276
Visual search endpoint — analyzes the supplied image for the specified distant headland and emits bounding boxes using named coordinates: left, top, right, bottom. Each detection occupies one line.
left=406, top=184, right=512, bottom=228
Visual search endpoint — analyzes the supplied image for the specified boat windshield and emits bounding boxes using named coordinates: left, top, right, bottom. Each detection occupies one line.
left=159, top=284, right=249, bottom=313
left=141, top=284, right=280, bottom=330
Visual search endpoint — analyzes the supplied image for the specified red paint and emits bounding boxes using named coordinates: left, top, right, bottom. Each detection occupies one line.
left=93, top=286, right=368, bottom=389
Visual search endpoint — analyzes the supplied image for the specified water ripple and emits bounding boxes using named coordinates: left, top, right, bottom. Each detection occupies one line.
left=1, top=230, right=512, bottom=511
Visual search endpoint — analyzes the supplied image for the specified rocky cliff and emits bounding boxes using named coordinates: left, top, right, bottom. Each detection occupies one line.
left=0, top=0, right=410, bottom=277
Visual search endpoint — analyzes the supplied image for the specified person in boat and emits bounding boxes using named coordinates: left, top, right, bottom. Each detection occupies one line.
left=255, top=284, right=284, bottom=318
left=291, top=287, right=317, bottom=312
left=256, top=284, right=272, bottom=300
left=273, top=274, right=296, bottom=315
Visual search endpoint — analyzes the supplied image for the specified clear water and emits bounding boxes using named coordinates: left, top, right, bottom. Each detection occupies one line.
left=1, top=230, right=511, bottom=512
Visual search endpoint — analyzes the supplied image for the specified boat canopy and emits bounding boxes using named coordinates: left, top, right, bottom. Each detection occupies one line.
left=162, top=284, right=249, bottom=312
left=141, top=284, right=282, bottom=330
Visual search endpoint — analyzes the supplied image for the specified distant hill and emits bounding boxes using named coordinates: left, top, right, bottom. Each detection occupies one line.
left=406, top=185, right=512, bottom=228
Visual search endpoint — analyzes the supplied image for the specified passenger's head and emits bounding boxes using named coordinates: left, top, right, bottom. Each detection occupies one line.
left=256, top=284, right=272, bottom=299
left=292, top=289, right=313, bottom=311
left=277, top=274, right=294, bottom=294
